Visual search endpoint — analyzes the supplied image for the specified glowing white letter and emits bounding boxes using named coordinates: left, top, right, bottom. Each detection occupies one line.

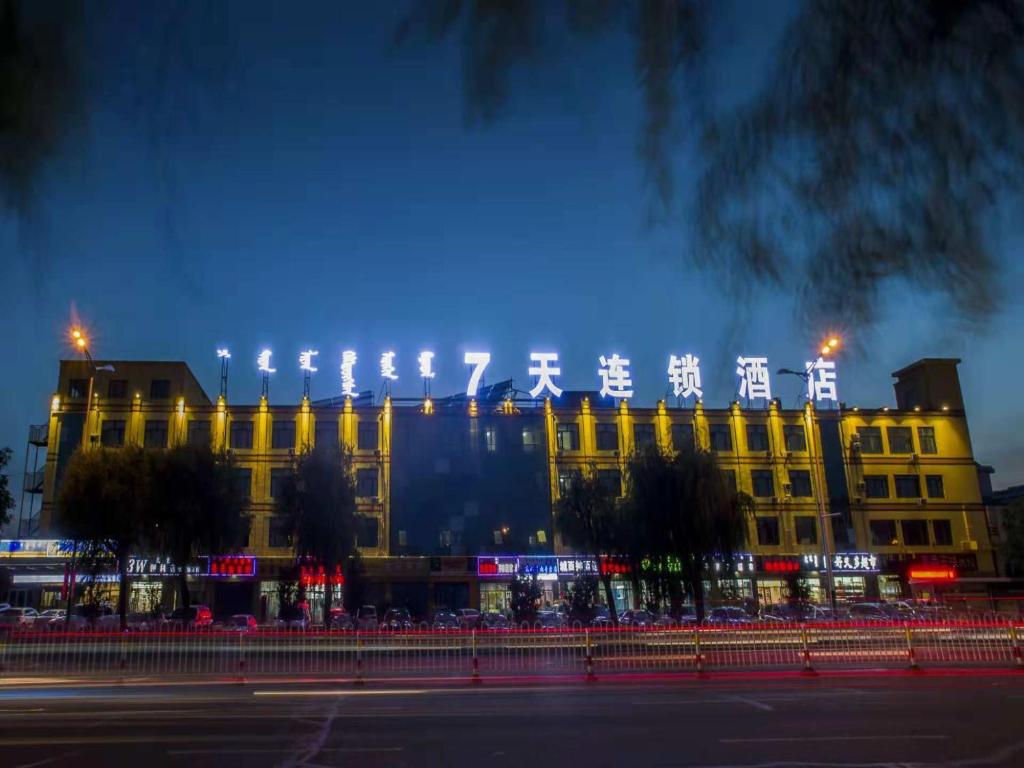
left=806, top=357, right=838, bottom=402
left=217, top=348, right=231, bottom=359
left=529, top=352, right=563, bottom=398
left=379, top=351, right=398, bottom=380
left=667, top=354, right=702, bottom=400
left=598, top=354, right=634, bottom=399
left=736, top=356, right=771, bottom=400
left=418, top=351, right=436, bottom=379
left=299, top=349, right=319, bottom=373
left=257, top=349, right=276, bottom=373
left=340, top=350, right=357, bottom=396
left=464, top=352, right=490, bottom=397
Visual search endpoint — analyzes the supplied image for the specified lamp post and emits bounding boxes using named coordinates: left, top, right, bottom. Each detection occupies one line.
left=778, top=336, right=841, bottom=616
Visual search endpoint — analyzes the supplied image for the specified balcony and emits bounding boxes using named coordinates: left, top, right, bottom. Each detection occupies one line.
left=24, top=468, right=45, bottom=494
left=28, top=424, right=48, bottom=446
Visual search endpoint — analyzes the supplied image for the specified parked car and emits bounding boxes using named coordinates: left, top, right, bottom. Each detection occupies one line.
left=704, top=607, right=751, bottom=626
left=381, top=607, right=414, bottom=631
left=356, top=605, right=378, bottom=630
left=591, top=606, right=613, bottom=627
left=0, top=606, right=39, bottom=628
left=457, top=608, right=481, bottom=629
left=432, top=611, right=459, bottom=630
left=480, top=611, right=510, bottom=630
left=52, top=603, right=115, bottom=631
left=847, top=603, right=889, bottom=621
left=535, top=610, right=564, bottom=629
left=225, top=614, right=258, bottom=632
left=37, top=608, right=66, bottom=622
left=327, top=608, right=354, bottom=631
left=880, top=601, right=919, bottom=621
left=166, top=605, right=214, bottom=629
left=675, top=605, right=698, bottom=625
left=619, top=609, right=655, bottom=627
left=276, top=604, right=310, bottom=630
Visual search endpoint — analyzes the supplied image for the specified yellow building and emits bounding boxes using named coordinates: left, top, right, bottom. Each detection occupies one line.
left=22, top=356, right=996, bottom=618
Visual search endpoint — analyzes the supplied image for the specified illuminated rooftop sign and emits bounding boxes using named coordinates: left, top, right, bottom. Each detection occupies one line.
left=234, top=347, right=843, bottom=404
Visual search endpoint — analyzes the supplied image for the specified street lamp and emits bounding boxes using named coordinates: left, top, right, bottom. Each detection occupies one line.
left=777, top=335, right=842, bottom=617
left=69, top=326, right=115, bottom=449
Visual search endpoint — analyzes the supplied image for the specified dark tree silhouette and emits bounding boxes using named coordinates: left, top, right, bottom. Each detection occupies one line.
left=149, top=445, right=251, bottom=612
left=554, top=466, right=626, bottom=624
left=276, top=444, right=358, bottom=623
left=0, top=447, right=15, bottom=528
left=400, top=0, right=1023, bottom=332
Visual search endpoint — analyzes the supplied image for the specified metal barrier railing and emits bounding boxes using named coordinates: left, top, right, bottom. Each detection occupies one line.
left=1, top=618, right=1021, bottom=680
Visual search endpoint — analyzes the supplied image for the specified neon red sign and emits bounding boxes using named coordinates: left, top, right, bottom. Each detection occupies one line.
left=908, top=566, right=956, bottom=581
left=761, top=558, right=801, bottom=574
left=299, top=564, right=344, bottom=587
left=207, top=555, right=256, bottom=577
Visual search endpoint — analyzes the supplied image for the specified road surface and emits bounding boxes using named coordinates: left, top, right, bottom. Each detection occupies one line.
left=0, top=671, right=1021, bottom=766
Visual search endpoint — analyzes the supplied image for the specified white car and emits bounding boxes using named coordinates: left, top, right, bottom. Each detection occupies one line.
left=38, top=608, right=66, bottom=622
left=0, top=607, right=40, bottom=627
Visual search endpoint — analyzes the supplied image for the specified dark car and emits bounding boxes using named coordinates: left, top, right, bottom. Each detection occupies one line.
left=847, top=603, right=889, bottom=622
left=167, top=605, right=214, bottom=629
left=704, top=607, right=751, bottom=626
left=619, top=609, right=655, bottom=627
left=327, top=608, right=354, bottom=631
left=591, top=606, right=613, bottom=628
left=381, top=607, right=414, bottom=631
left=276, top=604, right=310, bottom=630
left=431, top=611, right=459, bottom=630
left=356, top=605, right=378, bottom=630
left=457, top=608, right=481, bottom=630
left=480, top=611, right=510, bottom=630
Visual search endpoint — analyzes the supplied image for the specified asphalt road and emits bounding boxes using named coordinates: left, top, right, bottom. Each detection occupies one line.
left=1, top=672, right=1022, bottom=767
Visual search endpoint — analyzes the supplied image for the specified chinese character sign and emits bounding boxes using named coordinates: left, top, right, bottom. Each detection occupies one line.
left=340, top=350, right=357, bottom=396
left=417, top=351, right=435, bottom=379
left=528, top=352, right=563, bottom=398
left=667, top=353, right=702, bottom=400
left=806, top=357, right=838, bottom=402
left=736, top=356, right=771, bottom=400
left=598, top=354, right=634, bottom=399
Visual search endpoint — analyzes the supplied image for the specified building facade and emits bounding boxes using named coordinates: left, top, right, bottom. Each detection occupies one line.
left=9, top=356, right=998, bottom=618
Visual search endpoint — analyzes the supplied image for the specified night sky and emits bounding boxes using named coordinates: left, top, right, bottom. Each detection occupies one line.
left=2, top=3, right=1022, bottom=528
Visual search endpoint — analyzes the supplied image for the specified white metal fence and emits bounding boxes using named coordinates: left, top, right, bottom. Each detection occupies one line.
left=1, top=619, right=1021, bottom=680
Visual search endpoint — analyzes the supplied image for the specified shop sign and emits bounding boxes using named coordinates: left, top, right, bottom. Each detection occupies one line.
left=557, top=557, right=599, bottom=576
left=0, top=539, right=77, bottom=558
left=477, top=556, right=518, bottom=578
left=882, top=553, right=977, bottom=574
left=802, top=552, right=879, bottom=573
left=208, top=555, right=257, bottom=577
left=299, top=564, right=344, bottom=587
left=127, top=556, right=204, bottom=577
left=519, top=556, right=559, bottom=579
left=598, top=556, right=630, bottom=576
left=758, top=556, right=801, bottom=574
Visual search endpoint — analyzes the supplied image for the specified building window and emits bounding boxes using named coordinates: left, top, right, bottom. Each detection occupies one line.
left=894, top=474, right=921, bottom=498
left=149, top=379, right=171, bottom=400
left=100, top=419, right=126, bottom=447
left=144, top=419, right=168, bottom=448
left=557, top=423, right=580, bottom=452
left=887, top=426, right=914, bottom=454
left=746, top=424, right=769, bottom=452
left=863, top=475, right=889, bottom=498
left=857, top=427, right=883, bottom=454
left=783, top=424, right=806, bottom=452
left=756, top=517, right=780, bottom=546
left=932, top=519, right=953, bottom=546
left=721, top=469, right=737, bottom=495
left=107, top=379, right=128, bottom=400
left=634, top=423, right=656, bottom=452
left=230, top=420, right=253, bottom=450
left=788, top=470, right=812, bottom=497
left=484, top=424, right=497, bottom=453
left=269, top=468, right=290, bottom=499
left=521, top=426, right=541, bottom=453
left=597, top=468, right=621, bottom=497
left=268, top=517, right=291, bottom=548
left=901, top=519, right=929, bottom=546
left=187, top=420, right=211, bottom=447
left=356, top=516, right=379, bottom=548
left=595, top=423, right=618, bottom=451
left=557, top=467, right=582, bottom=496
left=751, top=469, right=775, bottom=498
left=709, top=423, right=732, bottom=452
left=794, top=516, right=817, bottom=545
left=67, top=378, right=88, bottom=399
left=357, top=420, right=379, bottom=451
left=925, top=474, right=944, bottom=498
left=356, top=468, right=379, bottom=498
left=271, top=420, right=295, bottom=450
left=671, top=422, right=694, bottom=451
left=918, top=426, right=937, bottom=454
left=314, top=419, right=339, bottom=449
left=232, top=467, right=252, bottom=500
left=870, top=519, right=899, bottom=546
